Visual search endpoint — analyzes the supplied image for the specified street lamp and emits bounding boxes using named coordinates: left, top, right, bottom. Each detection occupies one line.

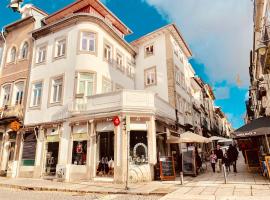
left=256, top=43, right=267, bottom=56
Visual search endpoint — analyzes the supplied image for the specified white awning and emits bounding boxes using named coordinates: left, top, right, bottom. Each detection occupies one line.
left=209, top=136, right=226, bottom=141
left=167, top=131, right=211, bottom=143
left=218, top=138, right=233, bottom=143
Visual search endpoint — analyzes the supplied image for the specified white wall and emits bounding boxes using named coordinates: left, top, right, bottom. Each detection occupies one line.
left=24, top=21, right=135, bottom=125
left=134, top=34, right=169, bottom=102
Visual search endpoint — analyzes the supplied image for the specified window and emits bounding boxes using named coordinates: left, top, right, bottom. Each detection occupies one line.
left=72, top=141, right=87, bottom=165
left=9, top=47, right=16, bottom=63
left=14, top=81, right=24, bottom=105
left=126, top=61, right=132, bottom=76
left=36, top=45, right=47, bottom=64
left=116, top=52, right=124, bottom=70
left=80, top=32, right=96, bottom=52
left=175, top=67, right=181, bottom=85
left=2, top=85, right=11, bottom=106
left=51, top=77, right=63, bottom=104
left=21, top=42, right=29, bottom=59
left=31, top=82, right=42, bottom=107
left=102, top=77, right=113, bottom=93
left=145, top=67, right=156, bottom=86
left=77, top=73, right=95, bottom=96
left=181, top=72, right=185, bottom=89
left=130, top=131, right=148, bottom=165
left=144, top=44, right=154, bottom=57
left=104, top=43, right=112, bottom=62
left=55, top=39, right=66, bottom=58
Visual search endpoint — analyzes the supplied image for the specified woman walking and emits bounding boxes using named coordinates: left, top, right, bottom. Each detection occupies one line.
left=210, top=150, right=217, bottom=173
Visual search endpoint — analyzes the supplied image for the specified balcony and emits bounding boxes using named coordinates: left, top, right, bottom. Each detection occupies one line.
left=0, top=104, right=24, bottom=120
left=69, top=90, right=176, bottom=121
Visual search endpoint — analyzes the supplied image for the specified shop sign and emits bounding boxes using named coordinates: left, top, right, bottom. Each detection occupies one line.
left=10, top=121, right=21, bottom=132
left=73, top=133, right=88, bottom=141
left=47, top=135, right=60, bottom=142
left=113, top=116, right=120, bottom=126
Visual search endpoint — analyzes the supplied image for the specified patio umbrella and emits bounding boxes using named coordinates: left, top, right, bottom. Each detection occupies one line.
left=167, top=131, right=211, bottom=143
left=232, top=116, right=270, bottom=153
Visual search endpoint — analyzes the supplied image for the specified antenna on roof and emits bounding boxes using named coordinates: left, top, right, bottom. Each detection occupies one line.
left=8, top=0, right=23, bottom=13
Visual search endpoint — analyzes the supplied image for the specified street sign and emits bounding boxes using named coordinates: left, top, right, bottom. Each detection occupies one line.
left=113, top=116, right=120, bottom=126
left=10, top=121, right=21, bottom=132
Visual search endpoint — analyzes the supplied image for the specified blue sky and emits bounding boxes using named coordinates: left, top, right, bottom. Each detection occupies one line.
left=0, top=0, right=253, bottom=128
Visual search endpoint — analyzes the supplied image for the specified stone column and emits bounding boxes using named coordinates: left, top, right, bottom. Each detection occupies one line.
left=89, top=122, right=97, bottom=180
left=1, top=133, right=9, bottom=172
left=166, top=128, right=171, bottom=156
left=88, top=121, right=95, bottom=180
left=33, top=129, right=45, bottom=178
left=114, top=125, right=123, bottom=183
left=147, top=116, right=157, bottom=181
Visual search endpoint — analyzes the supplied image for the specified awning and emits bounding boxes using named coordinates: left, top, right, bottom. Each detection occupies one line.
left=232, top=117, right=270, bottom=139
left=167, top=131, right=211, bottom=143
left=218, top=138, right=233, bottom=143
left=209, top=136, right=226, bottom=141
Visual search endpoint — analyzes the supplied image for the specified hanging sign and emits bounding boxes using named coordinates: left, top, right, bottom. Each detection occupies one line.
left=113, top=116, right=120, bottom=126
left=10, top=121, right=21, bottom=132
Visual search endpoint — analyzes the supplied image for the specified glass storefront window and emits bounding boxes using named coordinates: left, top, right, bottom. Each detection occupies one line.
left=72, top=141, right=87, bottom=165
left=130, top=131, right=148, bottom=165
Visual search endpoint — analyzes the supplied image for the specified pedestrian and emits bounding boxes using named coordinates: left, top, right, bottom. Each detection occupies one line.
left=227, top=144, right=239, bottom=173
left=223, top=150, right=230, bottom=172
left=215, top=145, right=223, bottom=172
left=195, top=147, right=202, bottom=175
left=210, top=150, right=217, bottom=173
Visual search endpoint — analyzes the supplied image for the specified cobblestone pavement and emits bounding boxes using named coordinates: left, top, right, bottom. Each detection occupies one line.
left=0, top=187, right=161, bottom=200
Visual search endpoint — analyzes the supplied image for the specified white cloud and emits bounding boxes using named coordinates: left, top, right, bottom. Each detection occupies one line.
left=143, top=0, right=253, bottom=87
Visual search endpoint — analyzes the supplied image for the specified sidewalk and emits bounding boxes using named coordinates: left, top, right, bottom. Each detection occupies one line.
left=160, top=154, right=270, bottom=200
left=0, top=154, right=268, bottom=199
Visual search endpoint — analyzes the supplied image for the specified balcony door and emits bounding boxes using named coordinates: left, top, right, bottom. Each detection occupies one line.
left=77, top=72, right=95, bottom=98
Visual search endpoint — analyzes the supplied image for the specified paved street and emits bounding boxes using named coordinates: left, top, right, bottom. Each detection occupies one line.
left=0, top=154, right=269, bottom=199
left=0, top=187, right=161, bottom=200
left=160, top=154, right=270, bottom=200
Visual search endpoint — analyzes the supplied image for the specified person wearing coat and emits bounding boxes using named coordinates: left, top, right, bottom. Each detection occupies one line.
left=227, top=144, right=239, bottom=173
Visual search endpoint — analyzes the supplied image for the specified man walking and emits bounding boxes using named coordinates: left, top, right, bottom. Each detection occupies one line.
left=215, top=145, right=223, bottom=172
left=228, top=144, right=239, bottom=173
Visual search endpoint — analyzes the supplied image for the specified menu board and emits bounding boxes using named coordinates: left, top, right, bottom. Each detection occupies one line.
left=182, top=150, right=196, bottom=176
left=159, top=156, right=176, bottom=181
left=245, top=150, right=260, bottom=170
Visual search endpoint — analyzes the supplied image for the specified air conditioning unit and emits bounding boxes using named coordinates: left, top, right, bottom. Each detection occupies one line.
left=56, top=165, right=66, bottom=181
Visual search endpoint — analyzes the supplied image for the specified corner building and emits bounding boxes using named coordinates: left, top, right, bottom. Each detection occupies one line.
left=15, top=0, right=232, bottom=183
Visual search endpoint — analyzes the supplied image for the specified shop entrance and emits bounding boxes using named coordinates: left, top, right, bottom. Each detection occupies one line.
left=45, top=142, right=59, bottom=176
left=96, top=132, right=114, bottom=177
left=6, top=132, right=17, bottom=173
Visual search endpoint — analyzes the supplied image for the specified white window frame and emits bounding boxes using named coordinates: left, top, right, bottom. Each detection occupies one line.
left=13, top=81, right=24, bottom=105
left=102, top=77, right=113, bottom=93
left=20, top=42, right=29, bottom=60
left=80, top=31, right=96, bottom=52
left=36, top=45, right=47, bottom=64
left=104, top=43, right=112, bottom=62
left=2, top=84, right=11, bottom=107
left=55, top=38, right=66, bottom=58
left=31, top=82, right=43, bottom=107
left=116, top=51, right=124, bottom=71
left=50, top=77, right=63, bottom=104
left=77, top=72, right=95, bottom=97
left=9, top=47, right=16, bottom=63
left=145, top=67, right=157, bottom=87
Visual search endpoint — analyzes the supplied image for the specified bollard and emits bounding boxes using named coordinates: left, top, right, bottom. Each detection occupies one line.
left=180, top=172, right=184, bottom=185
left=223, top=164, right=227, bottom=184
